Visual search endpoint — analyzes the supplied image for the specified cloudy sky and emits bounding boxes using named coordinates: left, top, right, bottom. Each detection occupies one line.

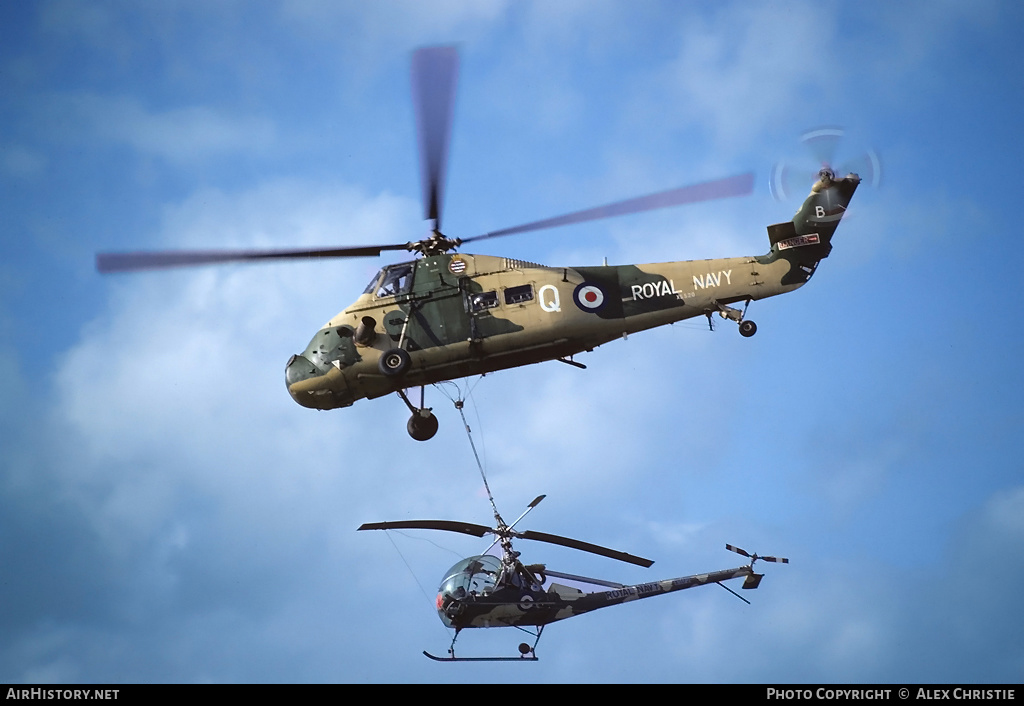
left=2, top=0, right=1022, bottom=684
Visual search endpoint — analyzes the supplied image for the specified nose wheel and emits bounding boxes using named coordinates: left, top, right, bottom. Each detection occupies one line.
left=397, top=387, right=438, bottom=441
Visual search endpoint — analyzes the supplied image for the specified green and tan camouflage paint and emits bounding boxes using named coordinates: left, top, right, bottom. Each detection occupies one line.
left=285, top=174, right=860, bottom=410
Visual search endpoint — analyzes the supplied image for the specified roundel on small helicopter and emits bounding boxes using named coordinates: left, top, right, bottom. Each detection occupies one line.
left=96, top=47, right=862, bottom=441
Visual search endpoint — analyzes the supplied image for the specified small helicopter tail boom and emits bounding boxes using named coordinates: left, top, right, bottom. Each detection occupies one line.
left=545, top=564, right=756, bottom=623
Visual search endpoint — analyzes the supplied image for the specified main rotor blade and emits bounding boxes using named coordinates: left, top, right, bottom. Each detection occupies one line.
left=96, top=243, right=411, bottom=273
left=517, top=529, right=654, bottom=568
left=543, top=569, right=625, bottom=589
left=505, top=495, right=546, bottom=533
left=412, top=46, right=459, bottom=230
left=461, top=172, right=754, bottom=245
left=357, top=520, right=493, bottom=538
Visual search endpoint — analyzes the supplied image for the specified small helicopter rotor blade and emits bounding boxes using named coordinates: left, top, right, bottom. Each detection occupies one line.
left=357, top=519, right=494, bottom=538
left=542, top=569, right=625, bottom=589
left=725, top=543, right=752, bottom=558
left=503, top=495, right=547, bottom=533
left=516, top=529, right=654, bottom=568
left=96, top=243, right=411, bottom=273
left=412, top=46, right=459, bottom=230
left=725, top=544, right=789, bottom=564
left=460, top=172, right=754, bottom=245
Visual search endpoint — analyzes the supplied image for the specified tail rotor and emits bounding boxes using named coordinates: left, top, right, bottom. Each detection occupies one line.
left=725, top=543, right=789, bottom=567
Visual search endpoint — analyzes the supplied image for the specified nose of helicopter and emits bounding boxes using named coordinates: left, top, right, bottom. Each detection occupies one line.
left=285, top=354, right=331, bottom=409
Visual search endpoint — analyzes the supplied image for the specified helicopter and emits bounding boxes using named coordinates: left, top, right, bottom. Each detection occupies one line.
left=96, top=46, right=861, bottom=441
left=358, top=494, right=788, bottom=661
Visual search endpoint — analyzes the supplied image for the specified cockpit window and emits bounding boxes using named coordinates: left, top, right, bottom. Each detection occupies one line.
left=374, top=262, right=415, bottom=298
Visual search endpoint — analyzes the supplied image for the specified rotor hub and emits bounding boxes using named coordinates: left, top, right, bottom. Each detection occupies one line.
left=408, top=228, right=462, bottom=257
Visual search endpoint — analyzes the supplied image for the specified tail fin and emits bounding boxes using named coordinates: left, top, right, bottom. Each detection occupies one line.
left=765, top=171, right=860, bottom=284
left=767, top=172, right=860, bottom=258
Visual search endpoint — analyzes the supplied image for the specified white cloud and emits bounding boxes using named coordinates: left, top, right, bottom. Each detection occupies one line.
left=657, top=2, right=841, bottom=147
left=36, top=93, right=277, bottom=165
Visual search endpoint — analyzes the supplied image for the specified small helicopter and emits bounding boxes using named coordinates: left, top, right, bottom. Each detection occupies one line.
left=358, top=494, right=788, bottom=661
left=97, top=47, right=861, bottom=441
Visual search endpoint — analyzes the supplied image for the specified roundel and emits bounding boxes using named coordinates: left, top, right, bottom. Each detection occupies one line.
left=573, top=282, right=607, bottom=312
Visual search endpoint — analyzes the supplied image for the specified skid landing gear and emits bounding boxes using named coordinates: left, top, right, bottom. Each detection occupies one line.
left=423, top=626, right=542, bottom=662
left=397, top=387, right=438, bottom=441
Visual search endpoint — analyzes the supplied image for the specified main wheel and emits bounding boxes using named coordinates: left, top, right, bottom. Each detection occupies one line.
left=739, top=320, right=757, bottom=337
left=378, top=348, right=410, bottom=376
left=407, top=411, right=439, bottom=441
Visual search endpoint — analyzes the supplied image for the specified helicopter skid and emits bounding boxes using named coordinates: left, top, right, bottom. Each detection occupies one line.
left=423, top=650, right=538, bottom=662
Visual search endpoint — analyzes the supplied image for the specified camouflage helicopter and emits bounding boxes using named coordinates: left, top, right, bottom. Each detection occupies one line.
left=97, top=47, right=861, bottom=441
left=359, top=494, right=788, bottom=661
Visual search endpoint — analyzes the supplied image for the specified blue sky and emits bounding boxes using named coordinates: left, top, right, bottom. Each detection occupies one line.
left=2, top=0, right=1022, bottom=684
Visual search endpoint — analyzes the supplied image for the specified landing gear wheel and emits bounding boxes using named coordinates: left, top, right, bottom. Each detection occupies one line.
left=739, top=320, right=757, bottom=338
left=518, top=643, right=532, bottom=656
left=379, top=348, right=410, bottom=377
left=407, top=411, right=439, bottom=441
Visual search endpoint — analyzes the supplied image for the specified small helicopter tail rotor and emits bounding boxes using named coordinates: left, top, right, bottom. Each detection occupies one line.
left=725, top=543, right=789, bottom=566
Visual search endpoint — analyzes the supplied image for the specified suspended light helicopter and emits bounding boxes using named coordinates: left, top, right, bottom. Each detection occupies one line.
left=97, top=46, right=862, bottom=441
left=359, top=493, right=788, bottom=661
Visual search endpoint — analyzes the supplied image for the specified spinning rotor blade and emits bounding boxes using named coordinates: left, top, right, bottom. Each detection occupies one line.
left=357, top=520, right=494, bottom=538
left=517, top=529, right=654, bottom=568
left=460, top=173, right=754, bottom=245
left=412, top=46, right=459, bottom=230
left=802, top=126, right=843, bottom=170
left=96, top=243, right=412, bottom=273
left=770, top=127, right=881, bottom=201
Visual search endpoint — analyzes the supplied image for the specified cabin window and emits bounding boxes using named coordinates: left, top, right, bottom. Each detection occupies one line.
left=375, top=262, right=414, bottom=298
left=469, top=291, right=498, bottom=312
left=504, top=284, right=534, bottom=305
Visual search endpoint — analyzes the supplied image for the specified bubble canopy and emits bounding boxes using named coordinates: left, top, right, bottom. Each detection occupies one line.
left=436, top=555, right=501, bottom=626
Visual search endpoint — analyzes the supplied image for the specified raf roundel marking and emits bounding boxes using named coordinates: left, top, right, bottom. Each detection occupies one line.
left=573, top=282, right=606, bottom=313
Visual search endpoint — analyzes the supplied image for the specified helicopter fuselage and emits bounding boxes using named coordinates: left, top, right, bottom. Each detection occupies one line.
left=440, top=561, right=758, bottom=630
left=284, top=173, right=859, bottom=413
